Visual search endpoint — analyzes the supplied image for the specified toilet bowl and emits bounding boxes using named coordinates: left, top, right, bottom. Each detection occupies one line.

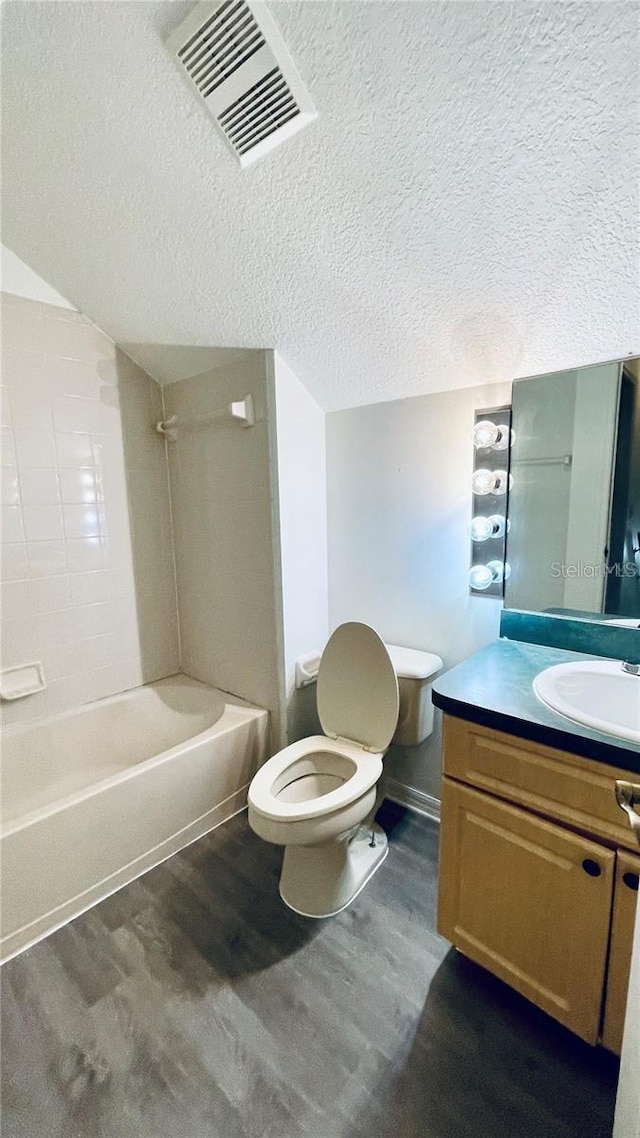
left=248, top=622, right=440, bottom=919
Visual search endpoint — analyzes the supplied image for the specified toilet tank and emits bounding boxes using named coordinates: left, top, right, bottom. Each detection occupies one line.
left=385, top=644, right=443, bottom=747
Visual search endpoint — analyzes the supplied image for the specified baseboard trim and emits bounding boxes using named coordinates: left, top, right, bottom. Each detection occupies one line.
left=384, top=778, right=441, bottom=823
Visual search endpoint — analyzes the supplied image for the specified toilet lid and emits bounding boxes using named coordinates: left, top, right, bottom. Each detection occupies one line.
left=317, top=623, right=399, bottom=752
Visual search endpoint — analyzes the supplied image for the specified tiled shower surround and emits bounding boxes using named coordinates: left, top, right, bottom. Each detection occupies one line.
left=0, top=292, right=179, bottom=727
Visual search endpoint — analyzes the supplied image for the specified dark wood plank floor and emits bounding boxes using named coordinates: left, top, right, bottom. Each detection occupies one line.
left=1, top=803, right=618, bottom=1138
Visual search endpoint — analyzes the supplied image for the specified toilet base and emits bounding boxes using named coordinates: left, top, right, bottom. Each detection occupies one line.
left=279, top=823, right=389, bottom=919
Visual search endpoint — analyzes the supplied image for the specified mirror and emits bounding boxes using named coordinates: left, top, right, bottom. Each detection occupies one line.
left=505, top=358, right=640, bottom=623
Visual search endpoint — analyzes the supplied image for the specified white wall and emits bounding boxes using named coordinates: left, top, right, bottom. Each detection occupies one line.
left=1, top=244, right=76, bottom=311
left=326, top=380, right=511, bottom=799
left=164, top=352, right=285, bottom=748
left=273, top=353, right=328, bottom=742
left=0, top=290, right=179, bottom=727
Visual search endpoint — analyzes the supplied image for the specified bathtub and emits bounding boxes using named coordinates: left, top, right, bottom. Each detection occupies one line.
left=0, top=675, right=269, bottom=964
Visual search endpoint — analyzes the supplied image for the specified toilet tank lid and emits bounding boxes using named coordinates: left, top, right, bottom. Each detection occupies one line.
left=385, top=644, right=443, bottom=680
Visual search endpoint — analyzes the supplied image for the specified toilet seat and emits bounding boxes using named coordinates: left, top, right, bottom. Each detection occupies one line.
left=248, top=735, right=382, bottom=823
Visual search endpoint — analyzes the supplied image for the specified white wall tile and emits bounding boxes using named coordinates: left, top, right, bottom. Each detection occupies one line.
left=68, top=570, right=110, bottom=606
left=55, top=431, right=94, bottom=467
left=1, top=616, right=37, bottom=665
left=1, top=427, right=16, bottom=467
left=1, top=580, right=32, bottom=622
left=35, top=608, right=78, bottom=648
left=59, top=467, right=97, bottom=503
left=47, top=356, right=100, bottom=400
left=1, top=505, right=25, bottom=543
left=62, top=503, right=100, bottom=538
left=1, top=468, right=20, bottom=505
left=0, top=292, right=179, bottom=722
left=27, top=539, right=67, bottom=578
left=0, top=391, right=10, bottom=431
left=2, top=349, right=46, bottom=390
left=38, top=642, right=79, bottom=680
left=76, top=602, right=113, bottom=638
left=10, top=379, right=53, bottom=430
left=2, top=303, right=45, bottom=353
left=52, top=395, right=100, bottom=434
left=2, top=542, right=28, bottom=581
left=19, top=467, right=60, bottom=505
left=30, top=575, right=71, bottom=613
left=44, top=676, right=87, bottom=716
left=45, top=316, right=111, bottom=364
left=22, top=503, right=64, bottom=542
left=14, top=429, right=57, bottom=468
left=75, top=633, right=121, bottom=669
left=0, top=389, right=11, bottom=430
left=65, top=536, right=106, bottom=572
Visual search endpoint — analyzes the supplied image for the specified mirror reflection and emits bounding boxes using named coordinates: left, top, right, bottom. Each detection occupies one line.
left=505, top=358, right=640, bottom=623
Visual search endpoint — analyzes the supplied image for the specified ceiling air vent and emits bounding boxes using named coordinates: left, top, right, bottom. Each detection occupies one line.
left=166, top=1, right=317, bottom=167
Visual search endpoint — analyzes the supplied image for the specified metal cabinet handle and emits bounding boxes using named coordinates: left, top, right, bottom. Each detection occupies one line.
left=615, top=780, right=640, bottom=846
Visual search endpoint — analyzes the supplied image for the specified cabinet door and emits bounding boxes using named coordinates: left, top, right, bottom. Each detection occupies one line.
left=602, top=851, right=640, bottom=1055
left=438, top=777, right=615, bottom=1043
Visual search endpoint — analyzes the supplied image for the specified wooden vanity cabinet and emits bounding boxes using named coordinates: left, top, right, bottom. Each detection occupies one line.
left=437, top=715, right=639, bottom=1051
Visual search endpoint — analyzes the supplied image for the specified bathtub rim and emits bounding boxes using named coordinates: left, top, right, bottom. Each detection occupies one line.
left=1, top=671, right=231, bottom=744
left=1, top=675, right=268, bottom=836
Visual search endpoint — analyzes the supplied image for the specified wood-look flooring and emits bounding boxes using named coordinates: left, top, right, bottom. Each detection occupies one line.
left=1, top=802, right=618, bottom=1138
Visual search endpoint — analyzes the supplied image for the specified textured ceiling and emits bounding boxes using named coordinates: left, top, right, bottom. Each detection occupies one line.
left=2, top=1, right=638, bottom=409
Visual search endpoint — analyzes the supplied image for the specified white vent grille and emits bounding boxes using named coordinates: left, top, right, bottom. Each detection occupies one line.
left=167, top=1, right=316, bottom=167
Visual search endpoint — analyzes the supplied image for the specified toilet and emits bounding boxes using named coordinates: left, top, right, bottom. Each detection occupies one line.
left=248, top=622, right=442, bottom=918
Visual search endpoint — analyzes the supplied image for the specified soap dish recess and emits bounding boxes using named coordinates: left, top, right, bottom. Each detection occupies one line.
left=0, top=662, right=46, bottom=701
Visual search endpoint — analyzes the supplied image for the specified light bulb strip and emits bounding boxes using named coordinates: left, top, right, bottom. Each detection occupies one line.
left=469, top=404, right=513, bottom=597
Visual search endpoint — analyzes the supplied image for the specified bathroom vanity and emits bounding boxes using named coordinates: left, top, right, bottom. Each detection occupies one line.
left=433, top=638, right=640, bottom=1053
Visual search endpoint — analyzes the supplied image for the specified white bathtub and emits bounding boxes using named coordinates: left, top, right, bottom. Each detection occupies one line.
left=0, top=675, right=269, bottom=964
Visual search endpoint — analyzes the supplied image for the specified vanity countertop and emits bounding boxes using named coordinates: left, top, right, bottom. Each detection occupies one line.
left=431, top=638, right=640, bottom=774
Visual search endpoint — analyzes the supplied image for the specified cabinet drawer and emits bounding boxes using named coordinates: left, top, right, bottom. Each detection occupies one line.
left=438, top=777, right=615, bottom=1043
left=443, top=716, right=637, bottom=851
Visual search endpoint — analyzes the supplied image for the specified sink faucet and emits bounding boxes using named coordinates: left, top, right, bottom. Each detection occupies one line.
left=621, top=661, right=640, bottom=676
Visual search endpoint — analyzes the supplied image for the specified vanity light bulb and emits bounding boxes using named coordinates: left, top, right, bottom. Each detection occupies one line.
left=488, top=514, right=506, bottom=539
left=486, top=559, right=511, bottom=583
left=469, top=564, right=494, bottom=591
left=493, top=470, right=512, bottom=496
left=473, top=420, right=512, bottom=451
left=469, top=514, right=507, bottom=542
left=491, top=427, right=511, bottom=452
left=471, top=468, right=498, bottom=496
left=473, top=420, right=499, bottom=449
left=469, top=516, right=493, bottom=542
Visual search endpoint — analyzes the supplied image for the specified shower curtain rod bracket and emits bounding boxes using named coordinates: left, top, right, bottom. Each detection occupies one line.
left=156, top=395, right=255, bottom=440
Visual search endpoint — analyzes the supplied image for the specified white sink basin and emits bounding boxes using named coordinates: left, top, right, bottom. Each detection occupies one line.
left=533, top=660, right=640, bottom=744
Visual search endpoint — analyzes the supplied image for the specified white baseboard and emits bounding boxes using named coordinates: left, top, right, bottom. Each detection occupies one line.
left=384, top=777, right=441, bottom=823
